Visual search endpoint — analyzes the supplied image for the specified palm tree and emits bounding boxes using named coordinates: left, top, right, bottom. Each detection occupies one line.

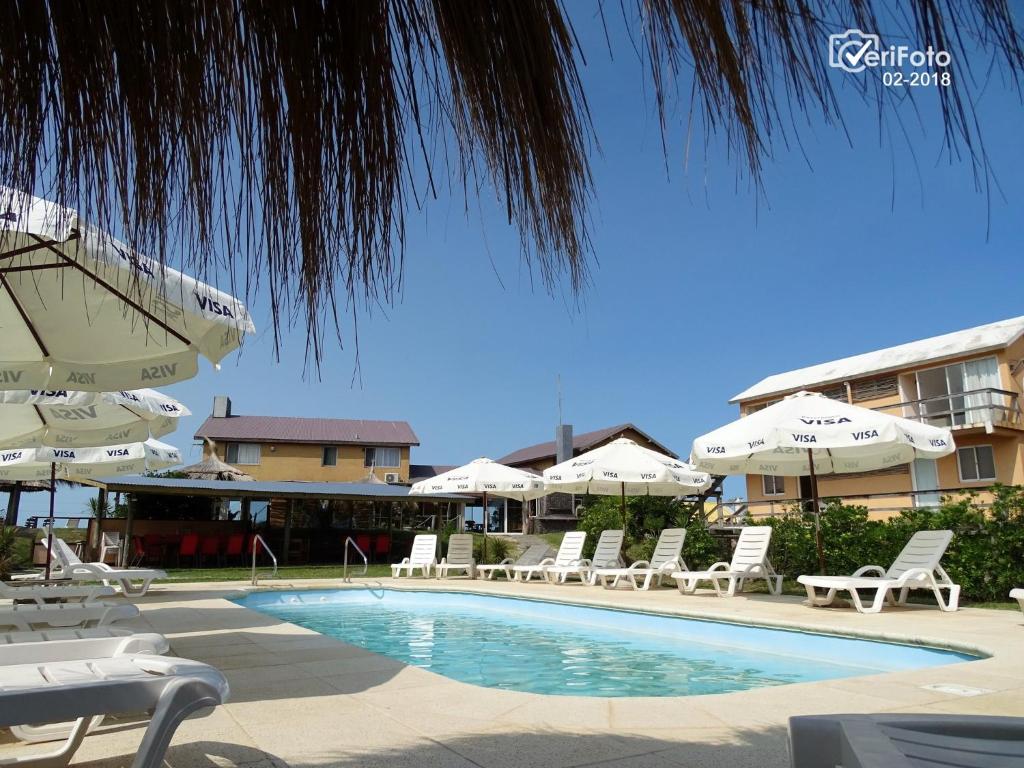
left=0, top=2, right=1020, bottom=360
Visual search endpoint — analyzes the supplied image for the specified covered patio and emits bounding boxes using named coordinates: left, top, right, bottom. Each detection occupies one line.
left=83, top=477, right=468, bottom=568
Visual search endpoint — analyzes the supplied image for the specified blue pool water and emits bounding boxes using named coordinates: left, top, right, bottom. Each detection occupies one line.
left=235, top=589, right=977, bottom=697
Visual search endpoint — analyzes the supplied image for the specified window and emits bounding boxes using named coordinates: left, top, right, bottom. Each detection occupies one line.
left=915, top=357, right=1000, bottom=427
left=225, top=442, right=260, bottom=465
left=364, top=446, right=400, bottom=468
left=322, top=446, right=338, bottom=466
left=957, top=445, right=996, bottom=482
left=762, top=475, right=785, bottom=496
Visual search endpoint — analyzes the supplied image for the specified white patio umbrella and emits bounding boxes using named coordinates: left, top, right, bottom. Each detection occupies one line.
left=0, top=186, right=255, bottom=391
left=0, top=388, right=189, bottom=576
left=543, top=438, right=712, bottom=530
left=410, top=458, right=547, bottom=560
left=0, top=438, right=182, bottom=482
left=690, top=390, right=956, bottom=572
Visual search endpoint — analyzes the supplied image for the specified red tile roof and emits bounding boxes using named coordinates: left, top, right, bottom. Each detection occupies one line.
left=194, top=415, right=419, bottom=446
left=497, top=423, right=675, bottom=466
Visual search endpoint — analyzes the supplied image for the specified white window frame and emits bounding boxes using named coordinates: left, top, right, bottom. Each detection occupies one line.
left=914, top=355, right=1000, bottom=426
left=226, top=442, right=261, bottom=466
left=322, top=446, right=338, bottom=467
left=957, top=445, right=996, bottom=483
left=761, top=475, right=785, bottom=496
left=364, top=446, right=400, bottom=468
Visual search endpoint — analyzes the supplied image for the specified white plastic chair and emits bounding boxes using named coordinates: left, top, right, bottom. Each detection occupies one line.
left=545, top=529, right=623, bottom=585
left=797, top=530, right=960, bottom=613
left=98, top=532, right=121, bottom=564
left=476, top=543, right=550, bottom=581
left=0, top=654, right=229, bottom=768
left=46, top=537, right=167, bottom=596
left=673, top=526, right=783, bottom=597
left=436, top=534, right=476, bottom=579
left=391, top=534, right=438, bottom=578
left=511, top=531, right=587, bottom=582
left=1011, top=588, right=1024, bottom=614
left=593, top=528, right=686, bottom=590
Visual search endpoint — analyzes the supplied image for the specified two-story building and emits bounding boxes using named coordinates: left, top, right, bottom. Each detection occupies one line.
left=732, top=316, right=1024, bottom=518
left=194, top=396, right=419, bottom=484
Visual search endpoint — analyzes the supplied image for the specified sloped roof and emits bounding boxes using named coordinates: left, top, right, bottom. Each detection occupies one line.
left=195, top=415, right=419, bottom=446
left=498, top=423, right=676, bottom=466
left=731, top=316, right=1024, bottom=403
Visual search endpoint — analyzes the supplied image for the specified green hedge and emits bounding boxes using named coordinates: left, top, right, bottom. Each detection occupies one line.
left=762, top=485, right=1024, bottom=603
left=578, top=485, right=1024, bottom=603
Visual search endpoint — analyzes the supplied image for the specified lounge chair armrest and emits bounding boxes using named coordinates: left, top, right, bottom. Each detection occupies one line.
left=568, top=559, right=591, bottom=568
left=628, top=561, right=651, bottom=571
left=852, top=565, right=886, bottom=578
left=537, top=558, right=555, bottom=567
left=498, top=558, right=514, bottom=565
left=894, top=567, right=933, bottom=584
left=706, top=561, right=730, bottom=572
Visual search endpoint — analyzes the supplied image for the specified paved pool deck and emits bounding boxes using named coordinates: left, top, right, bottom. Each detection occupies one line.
left=8, top=577, right=1024, bottom=768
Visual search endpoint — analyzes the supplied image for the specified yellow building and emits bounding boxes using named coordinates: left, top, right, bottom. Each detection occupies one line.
left=194, top=396, right=418, bottom=484
left=732, top=316, right=1024, bottom=518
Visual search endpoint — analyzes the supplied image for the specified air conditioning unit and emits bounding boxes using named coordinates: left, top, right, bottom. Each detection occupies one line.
left=384, top=472, right=401, bottom=484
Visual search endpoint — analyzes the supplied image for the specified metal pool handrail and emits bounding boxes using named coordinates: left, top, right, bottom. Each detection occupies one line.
left=343, top=537, right=368, bottom=582
left=251, top=535, right=278, bottom=586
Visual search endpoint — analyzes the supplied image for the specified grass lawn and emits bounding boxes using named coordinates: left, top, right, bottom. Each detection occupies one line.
left=165, top=564, right=395, bottom=582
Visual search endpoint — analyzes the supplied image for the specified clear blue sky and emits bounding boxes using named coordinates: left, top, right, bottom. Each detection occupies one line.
left=17, top=9, right=1023, bottom=521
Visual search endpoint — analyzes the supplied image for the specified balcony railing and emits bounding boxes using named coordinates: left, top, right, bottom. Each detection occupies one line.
left=873, top=387, right=1022, bottom=433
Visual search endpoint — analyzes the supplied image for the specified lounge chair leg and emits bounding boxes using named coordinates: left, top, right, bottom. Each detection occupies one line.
left=0, top=717, right=90, bottom=768
left=131, top=678, right=222, bottom=768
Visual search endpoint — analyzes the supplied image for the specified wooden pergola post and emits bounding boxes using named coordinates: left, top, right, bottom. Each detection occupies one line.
left=282, top=499, right=294, bottom=566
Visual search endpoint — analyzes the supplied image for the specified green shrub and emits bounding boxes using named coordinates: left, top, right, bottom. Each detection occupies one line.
left=0, top=526, right=21, bottom=579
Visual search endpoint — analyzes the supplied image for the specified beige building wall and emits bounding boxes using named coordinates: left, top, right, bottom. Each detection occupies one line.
left=739, top=342, right=1024, bottom=520
left=205, top=442, right=411, bottom=483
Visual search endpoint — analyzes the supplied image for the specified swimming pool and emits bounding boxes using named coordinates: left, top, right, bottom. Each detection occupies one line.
left=235, top=589, right=977, bottom=697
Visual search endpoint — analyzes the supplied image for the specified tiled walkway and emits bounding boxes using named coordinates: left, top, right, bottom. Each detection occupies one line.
left=6, top=578, right=1023, bottom=768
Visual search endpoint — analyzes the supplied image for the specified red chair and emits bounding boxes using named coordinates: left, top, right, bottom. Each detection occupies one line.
left=178, top=533, right=199, bottom=567
left=374, top=533, right=390, bottom=563
left=355, top=533, right=371, bottom=559
left=199, top=536, right=221, bottom=567
left=225, top=533, right=245, bottom=564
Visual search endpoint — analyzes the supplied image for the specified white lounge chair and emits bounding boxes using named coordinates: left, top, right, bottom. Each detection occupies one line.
left=545, top=529, right=623, bottom=585
left=673, top=526, right=783, bottom=597
left=510, top=531, right=587, bottom=582
left=47, top=538, right=166, bottom=596
left=1, top=626, right=161, bottom=647
left=0, top=654, right=229, bottom=768
left=593, top=528, right=687, bottom=590
left=789, top=713, right=1024, bottom=768
left=391, top=534, right=438, bottom=578
left=798, top=530, right=960, bottom=614
left=477, top=543, right=550, bottom=581
left=1, top=632, right=168, bottom=663
left=0, top=581, right=116, bottom=605
left=437, top=534, right=476, bottom=579
left=0, top=602, right=139, bottom=631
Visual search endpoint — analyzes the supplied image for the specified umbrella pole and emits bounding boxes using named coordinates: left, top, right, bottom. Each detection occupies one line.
left=44, top=462, right=56, bottom=579
left=620, top=482, right=627, bottom=534
left=807, top=449, right=826, bottom=574
left=481, top=492, right=487, bottom=563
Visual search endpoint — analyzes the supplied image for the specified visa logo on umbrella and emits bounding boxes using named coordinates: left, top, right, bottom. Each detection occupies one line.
left=798, top=416, right=852, bottom=425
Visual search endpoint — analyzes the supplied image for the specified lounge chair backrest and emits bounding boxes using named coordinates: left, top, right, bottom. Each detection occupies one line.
left=650, top=528, right=686, bottom=569
left=45, top=537, right=81, bottom=569
left=554, top=531, right=586, bottom=566
left=886, top=530, right=953, bottom=579
left=591, top=530, right=624, bottom=568
left=516, top=543, right=550, bottom=566
left=408, top=534, right=438, bottom=565
left=445, top=534, right=474, bottom=565
left=729, top=526, right=773, bottom=570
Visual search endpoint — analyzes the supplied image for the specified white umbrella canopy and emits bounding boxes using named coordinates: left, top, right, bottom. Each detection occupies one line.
left=690, top=390, right=955, bottom=573
left=690, top=390, right=955, bottom=475
left=543, top=438, right=712, bottom=496
left=0, top=388, right=189, bottom=448
left=0, top=438, right=182, bottom=482
left=0, top=187, right=255, bottom=391
left=410, top=458, right=547, bottom=500
left=543, top=438, right=712, bottom=530
left=410, top=458, right=546, bottom=559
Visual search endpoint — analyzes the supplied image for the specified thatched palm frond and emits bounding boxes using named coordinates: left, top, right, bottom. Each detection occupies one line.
left=0, top=1, right=1019, bottom=362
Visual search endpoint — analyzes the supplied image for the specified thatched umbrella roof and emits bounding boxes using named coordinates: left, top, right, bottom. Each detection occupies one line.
left=0, top=481, right=50, bottom=493
left=1, top=2, right=1019, bottom=364
left=179, top=443, right=254, bottom=482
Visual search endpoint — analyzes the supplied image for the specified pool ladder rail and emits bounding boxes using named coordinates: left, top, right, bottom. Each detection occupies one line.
left=343, top=537, right=368, bottom=583
left=250, top=534, right=279, bottom=586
